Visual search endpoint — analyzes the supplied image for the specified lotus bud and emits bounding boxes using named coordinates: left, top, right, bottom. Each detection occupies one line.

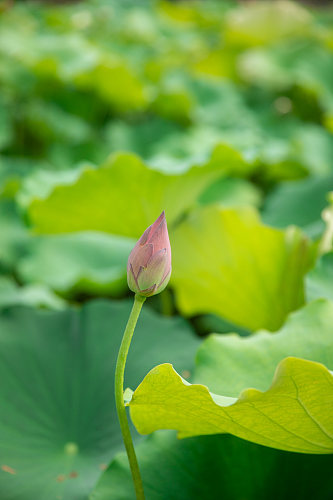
left=127, top=211, right=172, bottom=297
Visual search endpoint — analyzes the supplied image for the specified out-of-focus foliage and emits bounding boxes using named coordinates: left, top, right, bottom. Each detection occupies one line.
left=1, top=0, right=333, bottom=176
left=1, top=0, right=333, bottom=498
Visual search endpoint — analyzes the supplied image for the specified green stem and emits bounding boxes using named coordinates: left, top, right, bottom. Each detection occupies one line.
left=115, top=294, right=146, bottom=500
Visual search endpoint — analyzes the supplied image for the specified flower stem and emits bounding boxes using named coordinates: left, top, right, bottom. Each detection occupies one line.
left=115, top=294, right=146, bottom=500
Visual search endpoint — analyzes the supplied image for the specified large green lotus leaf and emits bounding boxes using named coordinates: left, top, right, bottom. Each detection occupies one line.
left=306, top=253, right=333, bottom=302
left=91, top=431, right=333, bottom=500
left=27, top=152, right=225, bottom=237
left=0, top=300, right=199, bottom=500
left=194, top=299, right=333, bottom=396
left=0, top=277, right=65, bottom=310
left=129, top=357, right=333, bottom=454
left=262, top=174, right=333, bottom=238
left=172, top=205, right=312, bottom=331
left=17, top=232, right=135, bottom=298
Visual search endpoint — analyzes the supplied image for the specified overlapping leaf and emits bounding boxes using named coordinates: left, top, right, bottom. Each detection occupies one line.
left=0, top=277, right=65, bottom=310
left=17, top=232, right=135, bottom=297
left=130, top=358, right=333, bottom=454
left=128, top=299, right=333, bottom=454
left=194, top=299, right=333, bottom=395
left=172, top=205, right=312, bottom=331
left=27, top=152, right=226, bottom=237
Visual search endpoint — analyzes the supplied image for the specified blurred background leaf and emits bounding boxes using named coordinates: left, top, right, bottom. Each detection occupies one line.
left=172, top=205, right=312, bottom=331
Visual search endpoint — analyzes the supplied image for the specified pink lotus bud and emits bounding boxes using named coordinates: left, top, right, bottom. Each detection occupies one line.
left=127, top=211, right=172, bottom=297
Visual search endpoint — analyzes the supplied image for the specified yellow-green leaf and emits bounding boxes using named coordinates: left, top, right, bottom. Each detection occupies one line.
left=27, top=152, right=224, bottom=238
left=129, top=357, right=333, bottom=454
left=172, top=205, right=312, bottom=331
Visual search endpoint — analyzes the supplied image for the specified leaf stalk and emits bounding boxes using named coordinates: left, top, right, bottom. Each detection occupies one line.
left=115, top=293, right=146, bottom=500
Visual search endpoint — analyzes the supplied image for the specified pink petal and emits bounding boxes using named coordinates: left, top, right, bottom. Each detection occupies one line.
left=128, top=243, right=153, bottom=277
left=137, top=249, right=167, bottom=291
